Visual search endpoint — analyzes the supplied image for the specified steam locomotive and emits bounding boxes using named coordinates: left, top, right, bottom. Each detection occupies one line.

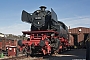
left=18, top=6, right=69, bottom=56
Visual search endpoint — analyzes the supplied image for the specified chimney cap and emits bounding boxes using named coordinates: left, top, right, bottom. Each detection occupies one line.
left=39, top=6, right=47, bottom=9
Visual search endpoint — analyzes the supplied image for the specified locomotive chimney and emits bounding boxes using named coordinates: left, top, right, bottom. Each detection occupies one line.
left=39, top=6, right=46, bottom=11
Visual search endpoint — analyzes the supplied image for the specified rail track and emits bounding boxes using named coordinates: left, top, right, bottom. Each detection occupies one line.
left=0, top=55, right=43, bottom=60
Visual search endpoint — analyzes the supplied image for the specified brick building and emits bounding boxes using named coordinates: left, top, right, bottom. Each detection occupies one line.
left=69, top=27, right=90, bottom=48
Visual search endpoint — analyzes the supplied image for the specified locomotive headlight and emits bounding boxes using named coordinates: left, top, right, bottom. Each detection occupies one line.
left=38, top=22, right=40, bottom=24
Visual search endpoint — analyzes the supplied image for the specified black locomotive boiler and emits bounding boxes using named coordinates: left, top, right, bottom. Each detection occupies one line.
left=22, top=6, right=58, bottom=30
left=18, top=6, right=70, bottom=56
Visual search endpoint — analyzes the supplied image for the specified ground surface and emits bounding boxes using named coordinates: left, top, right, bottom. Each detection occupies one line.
left=43, top=49, right=86, bottom=60
left=0, top=49, right=86, bottom=60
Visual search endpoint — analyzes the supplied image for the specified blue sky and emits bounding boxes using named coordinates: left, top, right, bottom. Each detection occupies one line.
left=0, top=0, right=90, bottom=35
